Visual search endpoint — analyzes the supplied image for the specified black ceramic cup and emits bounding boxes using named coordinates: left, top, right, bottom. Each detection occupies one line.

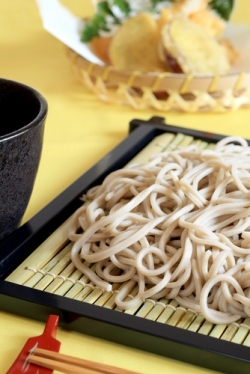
left=0, top=78, right=48, bottom=241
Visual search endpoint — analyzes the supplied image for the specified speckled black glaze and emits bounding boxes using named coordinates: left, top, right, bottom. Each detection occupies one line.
left=0, top=78, right=47, bottom=241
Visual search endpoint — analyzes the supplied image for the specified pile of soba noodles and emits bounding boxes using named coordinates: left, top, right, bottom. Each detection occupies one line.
left=69, top=136, right=250, bottom=324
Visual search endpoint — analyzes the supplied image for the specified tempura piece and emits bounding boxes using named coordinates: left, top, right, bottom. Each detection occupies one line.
left=158, top=0, right=225, bottom=37
left=109, top=12, right=166, bottom=72
left=189, top=9, right=225, bottom=37
left=91, top=36, right=113, bottom=65
left=219, top=37, right=239, bottom=65
left=161, top=17, right=231, bottom=75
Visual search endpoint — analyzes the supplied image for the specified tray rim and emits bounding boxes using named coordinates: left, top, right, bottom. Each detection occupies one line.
left=1, top=116, right=250, bottom=374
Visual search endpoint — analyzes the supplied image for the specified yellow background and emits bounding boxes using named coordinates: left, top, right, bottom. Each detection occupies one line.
left=0, top=1, right=249, bottom=373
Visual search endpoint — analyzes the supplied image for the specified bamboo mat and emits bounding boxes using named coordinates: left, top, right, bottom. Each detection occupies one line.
left=6, top=132, right=250, bottom=347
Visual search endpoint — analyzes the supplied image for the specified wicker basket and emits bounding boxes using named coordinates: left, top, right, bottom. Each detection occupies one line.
left=67, top=48, right=250, bottom=113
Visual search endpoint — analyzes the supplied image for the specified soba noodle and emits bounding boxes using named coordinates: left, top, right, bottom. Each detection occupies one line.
left=69, top=136, right=250, bottom=324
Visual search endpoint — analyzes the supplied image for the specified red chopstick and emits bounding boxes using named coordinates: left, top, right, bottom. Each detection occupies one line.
left=28, top=347, right=141, bottom=374
left=6, top=314, right=61, bottom=374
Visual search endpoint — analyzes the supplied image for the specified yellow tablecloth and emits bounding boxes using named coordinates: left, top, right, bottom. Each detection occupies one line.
left=0, top=1, right=250, bottom=373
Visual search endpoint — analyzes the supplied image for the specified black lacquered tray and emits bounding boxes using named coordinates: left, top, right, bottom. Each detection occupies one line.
left=0, top=116, right=250, bottom=374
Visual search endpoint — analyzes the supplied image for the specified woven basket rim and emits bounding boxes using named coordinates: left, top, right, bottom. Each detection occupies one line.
left=68, top=48, right=250, bottom=93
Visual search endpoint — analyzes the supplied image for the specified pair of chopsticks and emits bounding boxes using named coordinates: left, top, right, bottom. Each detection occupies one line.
left=29, top=347, right=140, bottom=374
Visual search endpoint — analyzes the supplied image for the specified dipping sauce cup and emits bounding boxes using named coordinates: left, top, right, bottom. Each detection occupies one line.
left=0, top=78, right=48, bottom=241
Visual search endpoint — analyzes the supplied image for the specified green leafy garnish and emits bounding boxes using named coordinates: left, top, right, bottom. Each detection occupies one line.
left=111, top=0, right=131, bottom=15
left=97, top=1, right=113, bottom=16
left=81, top=14, right=108, bottom=42
left=150, top=0, right=176, bottom=7
left=209, top=0, right=235, bottom=21
left=150, top=0, right=165, bottom=7
left=82, top=0, right=126, bottom=42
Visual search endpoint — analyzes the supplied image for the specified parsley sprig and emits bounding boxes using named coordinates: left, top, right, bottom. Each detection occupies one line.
left=82, top=0, right=130, bottom=42
left=112, top=0, right=130, bottom=15
left=209, top=0, right=235, bottom=21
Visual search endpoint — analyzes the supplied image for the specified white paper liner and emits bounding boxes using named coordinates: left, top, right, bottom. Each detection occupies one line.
left=36, top=0, right=104, bottom=65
